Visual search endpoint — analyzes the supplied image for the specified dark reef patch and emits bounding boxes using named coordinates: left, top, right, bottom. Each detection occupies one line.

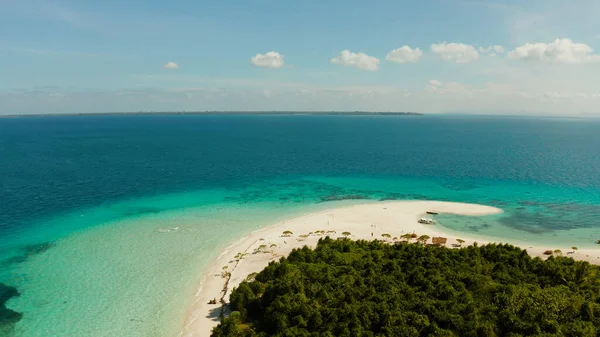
left=221, top=178, right=460, bottom=205
left=120, top=206, right=163, bottom=217
left=0, top=283, right=22, bottom=334
left=441, top=181, right=481, bottom=191
left=22, top=242, right=54, bottom=257
left=378, top=193, right=408, bottom=201
left=2, top=242, right=54, bottom=266
left=497, top=201, right=600, bottom=235
left=319, top=194, right=368, bottom=202
left=487, top=199, right=508, bottom=207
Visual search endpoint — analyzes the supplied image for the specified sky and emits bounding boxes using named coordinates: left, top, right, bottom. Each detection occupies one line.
left=1, top=0, right=600, bottom=115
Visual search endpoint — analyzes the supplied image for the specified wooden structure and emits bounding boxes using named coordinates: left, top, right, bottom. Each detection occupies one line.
left=432, top=237, right=447, bottom=246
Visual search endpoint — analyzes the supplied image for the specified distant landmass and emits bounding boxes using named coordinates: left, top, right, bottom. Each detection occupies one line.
left=3, top=111, right=423, bottom=117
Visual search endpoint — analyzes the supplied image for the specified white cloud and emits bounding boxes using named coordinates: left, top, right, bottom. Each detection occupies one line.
left=163, top=62, right=179, bottom=70
left=479, top=45, right=505, bottom=54
left=385, top=46, right=423, bottom=64
left=250, top=51, right=285, bottom=69
left=508, top=39, right=600, bottom=64
left=426, top=80, right=471, bottom=95
left=331, top=50, right=380, bottom=71
left=427, top=80, right=442, bottom=92
left=431, top=42, right=480, bottom=63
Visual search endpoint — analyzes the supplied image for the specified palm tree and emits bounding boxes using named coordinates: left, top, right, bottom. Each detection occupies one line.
left=282, top=230, right=293, bottom=237
left=382, top=233, right=392, bottom=239
left=456, top=239, right=465, bottom=247
left=342, top=231, right=351, bottom=237
left=574, top=261, right=591, bottom=288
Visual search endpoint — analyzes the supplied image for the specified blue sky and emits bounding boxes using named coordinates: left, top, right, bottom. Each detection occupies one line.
left=1, top=0, right=600, bottom=115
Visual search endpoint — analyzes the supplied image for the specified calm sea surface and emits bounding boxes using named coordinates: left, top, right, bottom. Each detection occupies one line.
left=1, top=114, right=600, bottom=336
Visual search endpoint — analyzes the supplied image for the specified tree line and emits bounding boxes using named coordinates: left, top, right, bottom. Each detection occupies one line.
left=212, top=237, right=600, bottom=336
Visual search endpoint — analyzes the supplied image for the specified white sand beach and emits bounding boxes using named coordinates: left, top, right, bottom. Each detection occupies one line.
left=181, top=200, right=600, bottom=337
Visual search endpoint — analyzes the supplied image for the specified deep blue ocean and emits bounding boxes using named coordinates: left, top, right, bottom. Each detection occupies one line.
left=1, top=114, right=600, bottom=336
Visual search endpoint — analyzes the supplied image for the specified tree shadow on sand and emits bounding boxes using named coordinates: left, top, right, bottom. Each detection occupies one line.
left=207, top=304, right=231, bottom=322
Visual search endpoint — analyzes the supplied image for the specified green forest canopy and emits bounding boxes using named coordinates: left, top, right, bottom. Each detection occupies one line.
left=212, top=238, right=600, bottom=337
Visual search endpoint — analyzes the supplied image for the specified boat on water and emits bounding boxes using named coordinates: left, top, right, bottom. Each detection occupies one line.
left=426, top=211, right=438, bottom=215
left=418, top=218, right=436, bottom=224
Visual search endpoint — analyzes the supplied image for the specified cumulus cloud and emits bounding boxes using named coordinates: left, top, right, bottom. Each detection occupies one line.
left=385, top=46, right=423, bottom=64
left=331, top=50, right=380, bottom=71
left=426, top=80, right=473, bottom=96
left=508, top=38, right=600, bottom=64
left=431, top=42, right=480, bottom=63
left=427, top=80, right=443, bottom=92
left=251, top=51, right=285, bottom=68
left=479, top=45, right=505, bottom=55
left=163, top=62, right=179, bottom=70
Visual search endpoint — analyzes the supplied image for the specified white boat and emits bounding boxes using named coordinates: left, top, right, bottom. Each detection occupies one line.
left=418, top=218, right=436, bottom=224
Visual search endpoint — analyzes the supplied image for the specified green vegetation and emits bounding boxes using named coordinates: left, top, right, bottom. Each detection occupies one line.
left=401, top=233, right=413, bottom=242
left=341, top=231, right=351, bottom=237
left=234, top=252, right=249, bottom=261
left=254, top=245, right=268, bottom=254
left=212, top=238, right=600, bottom=337
left=417, top=235, right=430, bottom=245
left=245, top=272, right=258, bottom=283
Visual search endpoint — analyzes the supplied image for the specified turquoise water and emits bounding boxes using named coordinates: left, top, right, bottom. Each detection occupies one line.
left=4, top=191, right=339, bottom=337
left=2, top=115, right=600, bottom=336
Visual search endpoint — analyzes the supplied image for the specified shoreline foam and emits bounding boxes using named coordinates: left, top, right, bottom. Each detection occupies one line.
left=181, top=200, right=600, bottom=337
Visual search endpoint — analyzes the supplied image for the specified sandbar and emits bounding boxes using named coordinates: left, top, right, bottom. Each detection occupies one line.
left=181, top=200, right=600, bottom=337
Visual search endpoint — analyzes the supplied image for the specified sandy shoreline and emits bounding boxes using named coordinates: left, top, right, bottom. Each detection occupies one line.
left=181, top=200, right=600, bottom=337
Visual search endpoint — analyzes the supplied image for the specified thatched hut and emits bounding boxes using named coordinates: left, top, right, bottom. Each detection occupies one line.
left=432, top=237, right=447, bottom=246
